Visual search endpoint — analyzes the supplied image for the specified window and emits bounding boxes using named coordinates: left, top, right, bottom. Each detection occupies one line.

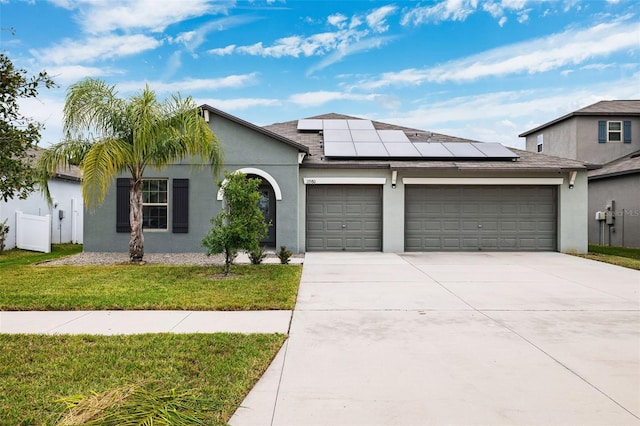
left=142, top=179, right=168, bottom=229
left=536, top=134, right=543, bottom=152
left=608, top=121, right=622, bottom=142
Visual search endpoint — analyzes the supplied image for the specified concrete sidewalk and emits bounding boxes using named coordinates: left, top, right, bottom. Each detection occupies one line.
left=0, top=310, right=292, bottom=335
left=230, top=252, right=640, bottom=426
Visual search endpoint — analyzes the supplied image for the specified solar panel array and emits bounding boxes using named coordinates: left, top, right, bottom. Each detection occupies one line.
left=297, top=119, right=519, bottom=160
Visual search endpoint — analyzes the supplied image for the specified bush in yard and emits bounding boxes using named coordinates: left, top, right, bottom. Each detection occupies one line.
left=202, top=171, right=268, bottom=275
left=248, top=246, right=267, bottom=265
left=0, top=219, right=9, bottom=255
left=277, top=245, right=293, bottom=264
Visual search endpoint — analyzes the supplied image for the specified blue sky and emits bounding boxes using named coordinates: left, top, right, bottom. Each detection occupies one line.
left=2, top=0, right=639, bottom=149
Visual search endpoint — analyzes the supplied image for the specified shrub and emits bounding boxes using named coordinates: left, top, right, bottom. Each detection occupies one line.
left=276, top=246, right=293, bottom=264
left=248, top=246, right=267, bottom=265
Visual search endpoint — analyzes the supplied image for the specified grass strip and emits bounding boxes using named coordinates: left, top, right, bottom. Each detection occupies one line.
left=572, top=245, right=640, bottom=270
left=0, top=333, right=285, bottom=425
left=1, top=246, right=302, bottom=311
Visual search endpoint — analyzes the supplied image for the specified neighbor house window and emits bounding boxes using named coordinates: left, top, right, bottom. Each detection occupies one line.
left=607, top=121, right=622, bottom=142
left=142, top=179, right=168, bottom=229
left=536, top=134, right=543, bottom=152
left=599, top=120, right=631, bottom=144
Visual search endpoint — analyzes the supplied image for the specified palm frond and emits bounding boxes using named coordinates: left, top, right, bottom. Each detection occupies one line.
left=36, top=139, right=93, bottom=205
left=81, top=139, right=132, bottom=209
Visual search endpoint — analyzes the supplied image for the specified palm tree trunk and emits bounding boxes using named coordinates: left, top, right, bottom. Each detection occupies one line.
left=129, top=177, right=144, bottom=262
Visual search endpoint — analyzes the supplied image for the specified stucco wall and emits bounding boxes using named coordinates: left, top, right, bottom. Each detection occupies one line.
left=525, top=119, right=577, bottom=159
left=588, top=174, right=640, bottom=248
left=575, top=116, right=640, bottom=165
left=83, top=113, right=302, bottom=254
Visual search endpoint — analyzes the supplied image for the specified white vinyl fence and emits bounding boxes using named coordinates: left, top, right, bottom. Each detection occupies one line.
left=16, top=211, right=51, bottom=253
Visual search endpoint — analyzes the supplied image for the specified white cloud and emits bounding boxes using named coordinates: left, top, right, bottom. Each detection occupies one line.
left=117, top=73, right=260, bottom=94
left=328, top=13, right=348, bottom=28
left=288, top=91, right=382, bottom=107
left=54, top=0, right=230, bottom=34
left=356, top=20, right=640, bottom=88
left=197, top=97, right=281, bottom=111
left=208, top=45, right=237, bottom=56
left=170, top=16, right=263, bottom=53
left=401, top=0, right=480, bottom=25
left=31, top=34, right=162, bottom=65
left=366, top=5, right=397, bottom=33
left=46, top=65, right=121, bottom=85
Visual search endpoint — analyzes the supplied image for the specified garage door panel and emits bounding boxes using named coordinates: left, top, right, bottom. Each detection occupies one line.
left=406, top=185, right=556, bottom=251
left=307, top=185, right=382, bottom=251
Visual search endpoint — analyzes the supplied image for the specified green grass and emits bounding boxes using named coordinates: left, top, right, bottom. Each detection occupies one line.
left=0, top=247, right=302, bottom=311
left=0, top=243, right=83, bottom=267
left=574, top=244, right=640, bottom=270
left=0, top=333, right=286, bottom=425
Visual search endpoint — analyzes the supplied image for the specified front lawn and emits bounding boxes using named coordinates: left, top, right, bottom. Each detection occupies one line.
left=574, top=244, right=640, bottom=270
left=0, top=333, right=285, bottom=425
left=0, top=245, right=302, bottom=311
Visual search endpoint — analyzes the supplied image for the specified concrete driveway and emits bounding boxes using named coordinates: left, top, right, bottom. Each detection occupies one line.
left=231, top=252, right=640, bottom=426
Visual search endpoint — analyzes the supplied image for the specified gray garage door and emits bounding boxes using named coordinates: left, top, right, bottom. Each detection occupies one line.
left=405, top=185, right=557, bottom=251
left=307, top=185, right=382, bottom=251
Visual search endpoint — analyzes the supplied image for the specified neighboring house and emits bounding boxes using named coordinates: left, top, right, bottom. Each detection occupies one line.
left=0, top=149, right=83, bottom=251
left=520, top=100, right=640, bottom=247
left=84, top=106, right=589, bottom=254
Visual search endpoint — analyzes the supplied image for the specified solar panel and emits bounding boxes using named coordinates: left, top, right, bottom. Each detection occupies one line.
left=384, top=142, right=421, bottom=157
left=347, top=119, right=375, bottom=130
left=355, top=142, right=389, bottom=157
left=413, top=143, right=454, bottom=157
left=324, top=142, right=357, bottom=157
left=378, top=130, right=410, bottom=143
left=297, top=119, right=323, bottom=131
left=317, top=120, right=519, bottom=160
left=472, top=142, right=519, bottom=159
left=323, top=120, right=349, bottom=130
left=351, top=130, right=381, bottom=143
left=323, top=129, right=352, bottom=142
left=443, top=143, right=485, bottom=158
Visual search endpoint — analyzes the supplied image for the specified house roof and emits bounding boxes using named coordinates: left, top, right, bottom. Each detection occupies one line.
left=200, top=104, right=309, bottom=153
left=589, top=150, right=640, bottom=180
left=264, top=113, right=589, bottom=173
left=30, top=148, right=82, bottom=182
left=519, top=100, right=640, bottom=137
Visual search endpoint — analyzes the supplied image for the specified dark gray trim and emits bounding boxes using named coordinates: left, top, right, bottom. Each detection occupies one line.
left=172, top=179, right=189, bottom=233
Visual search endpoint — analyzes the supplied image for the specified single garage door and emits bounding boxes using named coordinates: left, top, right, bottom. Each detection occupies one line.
left=307, top=185, right=382, bottom=251
left=405, top=185, right=557, bottom=251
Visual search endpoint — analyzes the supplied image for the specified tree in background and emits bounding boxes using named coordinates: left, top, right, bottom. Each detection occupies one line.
left=38, top=78, right=223, bottom=262
left=202, top=171, right=268, bottom=275
left=0, top=52, right=56, bottom=202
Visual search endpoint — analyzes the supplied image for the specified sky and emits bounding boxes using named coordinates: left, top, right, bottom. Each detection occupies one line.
left=2, top=0, right=640, bottom=150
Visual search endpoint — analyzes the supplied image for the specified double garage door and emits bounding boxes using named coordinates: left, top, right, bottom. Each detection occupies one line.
left=306, top=184, right=557, bottom=252
left=405, top=185, right=557, bottom=251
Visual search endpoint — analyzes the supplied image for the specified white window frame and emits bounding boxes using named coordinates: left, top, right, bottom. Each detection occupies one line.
left=142, top=178, right=169, bottom=231
left=607, top=121, right=622, bottom=143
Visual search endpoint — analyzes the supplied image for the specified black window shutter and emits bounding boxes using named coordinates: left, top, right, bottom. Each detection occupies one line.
left=173, top=179, right=189, bottom=233
left=598, top=121, right=606, bottom=143
left=623, top=120, right=631, bottom=143
left=116, top=178, right=130, bottom=232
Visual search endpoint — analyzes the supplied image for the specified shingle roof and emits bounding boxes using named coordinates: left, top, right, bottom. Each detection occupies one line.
left=30, top=148, right=82, bottom=181
left=589, top=150, right=640, bottom=180
left=519, top=100, right=640, bottom=137
left=263, top=113, right=588, bottom=172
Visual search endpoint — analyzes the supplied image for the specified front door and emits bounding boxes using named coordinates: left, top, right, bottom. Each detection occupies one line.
left=258, top=183, right=276, bottom=246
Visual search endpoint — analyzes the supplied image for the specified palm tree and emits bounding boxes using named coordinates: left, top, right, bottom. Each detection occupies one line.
left=38, top=78, right=223, bottom=262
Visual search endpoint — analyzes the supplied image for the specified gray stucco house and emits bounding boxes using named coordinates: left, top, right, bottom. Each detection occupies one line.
left=520, top=100, right=640, bottom=248
left=84, top=106, right=590, bottom=254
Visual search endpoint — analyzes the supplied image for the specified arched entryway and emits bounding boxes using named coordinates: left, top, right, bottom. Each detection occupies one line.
left=217, top=168, right=281, bottom=248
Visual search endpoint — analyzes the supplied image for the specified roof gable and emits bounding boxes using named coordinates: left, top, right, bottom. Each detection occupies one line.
left=519, top=100, right=640, bottom=137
